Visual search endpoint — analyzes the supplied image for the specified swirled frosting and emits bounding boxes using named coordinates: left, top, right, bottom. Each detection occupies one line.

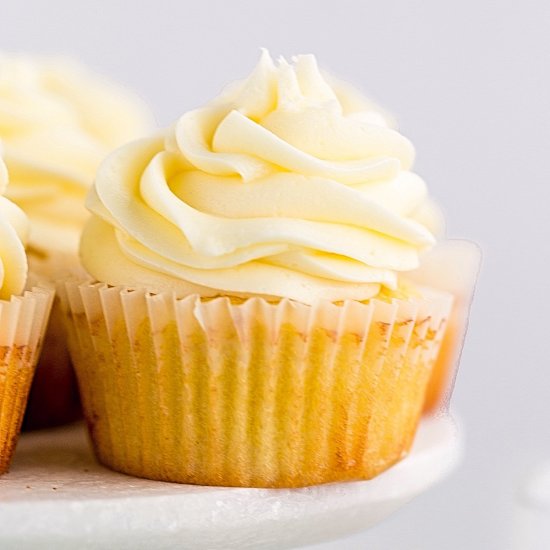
left=0, top=54, right=154, bottom=255
left=82, top=51, right=441, bottom=304
left=0, top=150, right=28, bottom=299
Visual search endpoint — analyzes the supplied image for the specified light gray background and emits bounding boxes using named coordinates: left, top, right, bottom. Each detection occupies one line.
left=2, top=1, right=549, bottom=548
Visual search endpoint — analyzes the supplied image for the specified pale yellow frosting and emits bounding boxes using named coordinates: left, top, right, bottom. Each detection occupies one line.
left=0, top=150, right=28, bottom=299
left=0, top=54, right=154, bottom=255
left=82, top=51, right=440, bottom=305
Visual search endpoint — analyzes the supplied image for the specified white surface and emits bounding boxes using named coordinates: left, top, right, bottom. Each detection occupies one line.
left=2, top=2, right=550, bottom=548
left=0, top=416, right=460, bottom=550
left=511, top=462, right=550, bottom=550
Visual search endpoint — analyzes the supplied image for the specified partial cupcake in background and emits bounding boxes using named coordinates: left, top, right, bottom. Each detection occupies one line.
left=0, top=53, right=155, bottom=429
left=0, top=150, right=53, bottom=472
left=61, top=51, right=464, bottom=488
left=408, top=240, right=480, bottom=413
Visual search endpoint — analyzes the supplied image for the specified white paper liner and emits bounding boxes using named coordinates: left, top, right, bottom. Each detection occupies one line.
left=60, top=279, right=452, bottom=487
left=406, top=239, right=481, bottom=412
left=0, top=285, right=54, bottom=472
left=0, top=287, right=53, bottom=348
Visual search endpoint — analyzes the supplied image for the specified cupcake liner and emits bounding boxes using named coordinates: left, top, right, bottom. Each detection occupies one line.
left=0, top=286, right=54, bottom=473
left=60, top=280, right=452, bottom=488
left=407, top=240, right=481, bottom=413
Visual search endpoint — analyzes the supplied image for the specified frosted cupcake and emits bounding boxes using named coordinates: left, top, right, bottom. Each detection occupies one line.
left=0, top=151, right=53, bottom=473
left=62, top=51, right=456, bottom=487
left=0, top=54, right=154, bottom=428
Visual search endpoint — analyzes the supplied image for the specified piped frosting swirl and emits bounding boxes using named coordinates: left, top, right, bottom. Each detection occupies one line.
left=82, top=51, right=440, bottom=305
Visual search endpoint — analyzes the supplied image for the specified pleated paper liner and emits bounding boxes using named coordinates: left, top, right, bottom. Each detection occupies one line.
left=0, top=286, right=54, bottom=474
left=406, top=240, right=480, bottom=413
left=60, top=280, right=452, bottom=488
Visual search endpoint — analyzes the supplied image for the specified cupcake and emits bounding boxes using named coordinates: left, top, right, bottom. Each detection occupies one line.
left=408, top=240, right=480, bottom=413
left=61, top=51, right=458, bottom=487
left=0, top=53, right=155, bottom=428
left=0, top=150, right=53, bottom=473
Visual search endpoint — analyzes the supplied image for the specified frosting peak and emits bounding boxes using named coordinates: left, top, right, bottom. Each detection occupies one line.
left=82, top=51, right=439, bottom=305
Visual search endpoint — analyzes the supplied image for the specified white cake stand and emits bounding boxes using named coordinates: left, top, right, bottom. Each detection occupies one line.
left=0, top=415, right=461, bottom=550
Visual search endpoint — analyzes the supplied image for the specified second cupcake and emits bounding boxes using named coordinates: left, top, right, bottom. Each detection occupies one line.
left=0, top=53, right=155, bottom=428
